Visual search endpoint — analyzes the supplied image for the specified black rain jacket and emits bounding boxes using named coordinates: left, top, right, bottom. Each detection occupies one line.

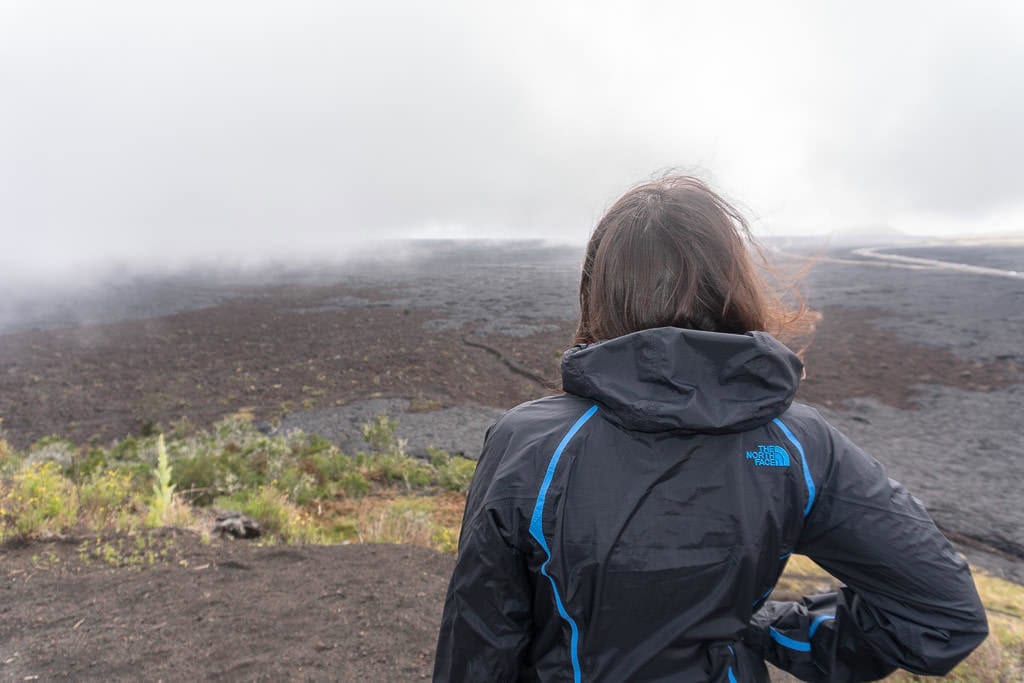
left=434, top=327, right=988, bottom=682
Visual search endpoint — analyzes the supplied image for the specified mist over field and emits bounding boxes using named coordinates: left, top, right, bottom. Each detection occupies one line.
left=2, top=1, right=1023, bottom=288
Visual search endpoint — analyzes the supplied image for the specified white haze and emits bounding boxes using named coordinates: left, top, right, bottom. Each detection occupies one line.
left=2, top=0, right=1023, bottom=282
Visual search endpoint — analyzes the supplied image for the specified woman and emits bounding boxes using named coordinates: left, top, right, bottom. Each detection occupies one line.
left=434, top=176, right=987, bottom=681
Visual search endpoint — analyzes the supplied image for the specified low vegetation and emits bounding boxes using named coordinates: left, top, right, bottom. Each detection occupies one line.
left=0, top=413, right=475, bottom=550
left=0, top=415, right=1020, bottom=679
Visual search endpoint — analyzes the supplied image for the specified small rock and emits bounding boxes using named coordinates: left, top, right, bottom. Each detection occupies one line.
left=212, top=511, right=261, bottom=539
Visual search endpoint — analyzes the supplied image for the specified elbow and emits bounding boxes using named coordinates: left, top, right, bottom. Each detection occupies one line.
left=965, top=596, right=991, bottom=645
left=915, top=556, right=991, bottom=675
left=913, top=602, right=990, bottom=676
left=952, top=586, right=991, bottom=661
left=953, top=601, right=991, bottom=666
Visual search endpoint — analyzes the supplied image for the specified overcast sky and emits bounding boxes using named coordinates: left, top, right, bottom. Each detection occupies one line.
left=2, top=0, right=1023, bottom=278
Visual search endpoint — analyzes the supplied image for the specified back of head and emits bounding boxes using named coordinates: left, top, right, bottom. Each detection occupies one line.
left=575, top=175, right=802, bottom=345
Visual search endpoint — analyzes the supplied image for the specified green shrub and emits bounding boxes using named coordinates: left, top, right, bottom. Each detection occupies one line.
left=337, top=470, right=370, bottom=497
left=304, top=433, right=334, bottom=455
left=172, top=454, right=220, bottom=505
left=426, top=446, right=450, bottom=468
left=437, top=456, right=476, bottom=492
left=78, top=468, right=137, bottom=529
left=1, top=461, right=79, bottom=539
left=306, top=449, right=352, bottom=483
left=171, top=424, right=293, bottom=504
left=275, top=466, right=319, bottom=505
left=110, top=436, right=144, bottom=462
left=361, top=415, right=405, bottom=456
left=71, top=447, right=110, bottom=480
left=371, top=453, right=433, bottom=489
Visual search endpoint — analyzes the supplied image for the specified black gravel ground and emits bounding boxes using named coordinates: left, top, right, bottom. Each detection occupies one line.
left=4, top=239, right=1023, bottom=582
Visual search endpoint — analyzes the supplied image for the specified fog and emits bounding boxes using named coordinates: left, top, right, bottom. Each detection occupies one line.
left=2, top=1, right=1023, bottom=282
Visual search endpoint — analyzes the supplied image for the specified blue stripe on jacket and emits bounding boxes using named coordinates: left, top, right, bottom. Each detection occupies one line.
left=528, top=404, right=599, bottom=683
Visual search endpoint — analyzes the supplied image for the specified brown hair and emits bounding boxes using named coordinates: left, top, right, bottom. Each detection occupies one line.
left=575, top=175, right=810, bottom=346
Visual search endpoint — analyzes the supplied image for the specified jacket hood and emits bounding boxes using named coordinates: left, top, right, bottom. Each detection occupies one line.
left=561, top=326, right=803, bottom=434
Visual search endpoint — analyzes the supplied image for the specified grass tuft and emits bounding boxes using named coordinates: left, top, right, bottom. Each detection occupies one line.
left=147, top=434, right=176, bottom=527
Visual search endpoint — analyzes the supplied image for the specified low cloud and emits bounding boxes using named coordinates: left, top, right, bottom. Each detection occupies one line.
left=1, top=1, right=1022, bottom=281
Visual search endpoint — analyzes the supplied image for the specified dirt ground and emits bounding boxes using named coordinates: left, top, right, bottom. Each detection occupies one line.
left=1, top=533, right=454, bottom=682
left=0, top=285, right=569, bottom=450
left=0, top=284, right=1017, bottom=451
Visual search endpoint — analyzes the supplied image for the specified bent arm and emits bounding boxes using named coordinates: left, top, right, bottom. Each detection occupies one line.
left=747, top=421, right=988, bottom=681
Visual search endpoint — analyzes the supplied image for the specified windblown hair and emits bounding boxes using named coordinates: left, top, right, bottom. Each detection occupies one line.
left=575, top=175, right=811, bottom=346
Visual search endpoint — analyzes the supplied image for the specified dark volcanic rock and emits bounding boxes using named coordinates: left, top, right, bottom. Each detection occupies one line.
left=213, top=512, right=262, bottom=539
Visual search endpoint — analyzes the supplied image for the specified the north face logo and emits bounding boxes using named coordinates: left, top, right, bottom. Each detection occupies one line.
left=745, top=445, right=790, bottom=467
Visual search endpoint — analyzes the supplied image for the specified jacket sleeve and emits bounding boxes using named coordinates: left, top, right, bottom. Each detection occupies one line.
left=433, top=426, right=533, bottom=682
left=745, top=418, right=989, bottom=681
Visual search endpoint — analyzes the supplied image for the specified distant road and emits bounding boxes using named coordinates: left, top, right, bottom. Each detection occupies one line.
left=771, top=242, right=1024, bottom=279
left=852, top=246, right=1024, bottom=280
